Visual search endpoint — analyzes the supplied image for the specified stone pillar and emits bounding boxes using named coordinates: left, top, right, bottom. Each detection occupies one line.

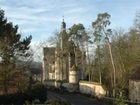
left=42, top=61, right=46, bottom=81
left=55, top=50, right=62, bottom=81
left=69, top=70, right=79, bottom=84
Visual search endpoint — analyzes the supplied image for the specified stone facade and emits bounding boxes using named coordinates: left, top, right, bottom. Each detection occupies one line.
left=129, top=68, right=140, bottom=102
left=43, top=19, right=85, bottom=84
left=129, top=80, right=140, bottom=102
left=43, top=47, right=55, bottom=80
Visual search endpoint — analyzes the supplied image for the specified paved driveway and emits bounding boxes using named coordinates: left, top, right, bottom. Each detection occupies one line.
left=47, top=91, right=111, bottom=105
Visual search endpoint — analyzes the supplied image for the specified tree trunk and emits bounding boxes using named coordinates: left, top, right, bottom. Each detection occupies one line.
left=97, top=45, right=102, bottom=84
left=81, top=48, right=85, bottom=80
left=74, top=47, right=77, bottom=66
left=86, top=43, right=91, bottom=81
left=107, top=42, right=116, bottom=97
left=3, top=65, right=8, bottom=94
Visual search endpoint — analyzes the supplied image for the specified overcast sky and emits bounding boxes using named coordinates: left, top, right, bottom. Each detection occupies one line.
left=0, top=0, right=140, bottom=45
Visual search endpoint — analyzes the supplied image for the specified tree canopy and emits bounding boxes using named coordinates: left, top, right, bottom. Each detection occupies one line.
left=0, top=9, right=32, bottom=94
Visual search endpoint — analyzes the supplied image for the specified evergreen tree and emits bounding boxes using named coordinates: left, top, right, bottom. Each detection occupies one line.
left=0, top=9, right=32, bottom=94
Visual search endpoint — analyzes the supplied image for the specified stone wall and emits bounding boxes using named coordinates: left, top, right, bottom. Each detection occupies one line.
left=129, top=80, right=140, bottom=102
left=79, top=81, right=106, bottom=97
left=44, top=80, right=78, bottom=92
left=49, top=73, right=55, bottom=80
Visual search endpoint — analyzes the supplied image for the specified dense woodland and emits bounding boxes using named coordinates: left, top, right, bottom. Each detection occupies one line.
left=90, top=12, right=140, bottom=97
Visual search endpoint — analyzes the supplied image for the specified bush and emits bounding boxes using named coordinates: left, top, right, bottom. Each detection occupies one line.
left=0, top=82, right=47, bottom=104
left=32, top=82, right=47, bottom=102
left=47, top=100, right=71, bottom=105
left=25, top=82, right=47, bottom=103
left=114, top=91, right=128, bottom=105
left=0, top=93, right=25, bottom=104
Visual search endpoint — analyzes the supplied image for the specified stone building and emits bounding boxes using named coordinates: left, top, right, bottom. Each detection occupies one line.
left=43, top=19, right=85, bottom=83
left=42, top=19, right=107, bottom=95
left=43, top=47, right=55, bottom=80
left=129, top=67, right=140, bottom=102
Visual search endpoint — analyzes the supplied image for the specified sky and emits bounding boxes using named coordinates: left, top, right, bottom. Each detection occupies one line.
left=0, top=0, right=140, bottom=61
left=0, top=0, right=140, bottom=45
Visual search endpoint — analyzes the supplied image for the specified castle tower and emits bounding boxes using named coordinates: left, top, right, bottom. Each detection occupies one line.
left=60, top=16, right=67, bottom=50
left=55, top=17, right=68, bottom=81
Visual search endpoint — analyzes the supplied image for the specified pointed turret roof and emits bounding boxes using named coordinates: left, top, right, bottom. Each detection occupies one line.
left=61, top=16, right=66, bottom=31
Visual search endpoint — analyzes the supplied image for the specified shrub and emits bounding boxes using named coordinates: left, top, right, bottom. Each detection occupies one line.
left=32, top=82, right=47, bottom=102
left=25, top=82, right=47, bottom=103
left=0, top=93, right=25, bottom=104
left=47, top=99, right=71, bottom=105
left=114, top=90, right=128, bottom=105
left=0, top=82, right=47, bottom=104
